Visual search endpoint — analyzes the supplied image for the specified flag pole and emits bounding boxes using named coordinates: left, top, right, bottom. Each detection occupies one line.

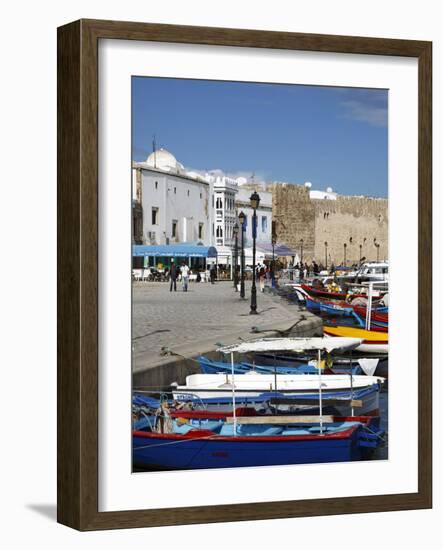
left=231, top=351, right=237, bottom=436
left=318, top=348, right=323, bottom=435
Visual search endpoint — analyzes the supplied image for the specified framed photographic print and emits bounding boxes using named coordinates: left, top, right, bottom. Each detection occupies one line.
left=57, top=19, right=432, bottom=530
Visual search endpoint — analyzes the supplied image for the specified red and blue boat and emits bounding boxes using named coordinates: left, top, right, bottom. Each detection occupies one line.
left=133, top=411, right=384, bottom=470
left=352, top=306, right=389, bottom=329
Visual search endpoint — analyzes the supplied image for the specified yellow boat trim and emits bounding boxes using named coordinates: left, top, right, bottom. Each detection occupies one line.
left=323, top=325, right=389, bottom=342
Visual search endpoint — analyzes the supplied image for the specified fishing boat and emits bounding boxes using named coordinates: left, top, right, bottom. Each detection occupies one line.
left=319, top=301, right=354, bottom=316
left=133, top=413, right=384, bottom=470
left=291, top=283, right=386, bottom=304
left=172, top=372, right=383, bottom=402
left=352, top=306, right=389, bottom=329
left=305, top=297, right=321, bottom=311
left=198, top=355, right=362, bottom=376
left=305, top=296, right=354, bottom=316
left=301, top=284, right=348, bottom=301
left=323, top=325, right=388, bottom=354
left=171, top=384, right=382, bottom=416
left=173, top=338, right=384, bottom=414
left=252, top=351, right=387, bottom=377
left=251, top=351, right=385, bottom=374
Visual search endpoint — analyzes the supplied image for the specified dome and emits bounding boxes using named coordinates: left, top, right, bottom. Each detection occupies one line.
left=146, top=148, right=180, bottom=171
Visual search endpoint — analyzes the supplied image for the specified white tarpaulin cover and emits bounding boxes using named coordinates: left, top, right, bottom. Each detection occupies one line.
left=217, top=337, right=364, bottom=355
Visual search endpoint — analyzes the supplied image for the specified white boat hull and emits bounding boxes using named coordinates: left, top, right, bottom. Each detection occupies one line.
left=175, top=372, right=384, bottom=394
left=356, top=343, right=389, bottom=354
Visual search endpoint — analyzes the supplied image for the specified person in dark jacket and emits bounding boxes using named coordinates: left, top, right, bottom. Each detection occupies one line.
left=210, top=263, right=217, bottom=284
left=169, top=259, right=178, bottom=292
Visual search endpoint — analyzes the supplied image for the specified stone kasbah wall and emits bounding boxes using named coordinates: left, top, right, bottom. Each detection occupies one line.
left=270, top=183, right=316, bottom=259
left=271, top=183, right=388, bottom=265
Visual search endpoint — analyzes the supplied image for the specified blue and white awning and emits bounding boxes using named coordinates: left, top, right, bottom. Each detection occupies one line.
left=132, top=244, right=218, bottom=258
left=256, top=242, right=297, bottom=257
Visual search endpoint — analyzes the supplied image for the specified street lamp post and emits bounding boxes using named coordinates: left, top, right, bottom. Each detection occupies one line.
left=359, top=244, right=362, bottom=263
left=233, top=222, right=239, bottom=291
left=300, top=238, right=304, bottom=265
left=271, top=221, right=276, bottom=288
left=249, top=191, right=260, bottom=314
left=343, top=243, right=347, bottom=266
left=374, top=238, right=380, bottom=262
left=238, top=211, right=246, bottom=299
left=324, top=241, right=328, bottom=269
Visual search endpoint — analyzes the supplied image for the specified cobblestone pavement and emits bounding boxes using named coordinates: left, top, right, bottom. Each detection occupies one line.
left=132, top=280, right=320, bottom=372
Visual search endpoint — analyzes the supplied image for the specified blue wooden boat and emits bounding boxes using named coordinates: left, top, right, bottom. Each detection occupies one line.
left=198, top=356, right=361, bottom=376
left=305, top=297, right=321, bottom=311
left=319, top=302, right=354, bottom=316
left=133, top=394, right=162, bottom=408
left=133, top=414, right=384, bottom=470
left=172, top=384, right=382, bottom=416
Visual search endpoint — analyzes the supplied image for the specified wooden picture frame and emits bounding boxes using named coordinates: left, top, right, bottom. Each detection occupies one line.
left=57, top=19, right=432, bottom=530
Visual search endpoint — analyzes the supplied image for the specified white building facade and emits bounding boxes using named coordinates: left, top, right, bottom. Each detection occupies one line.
left=133, top=149, right=213, bottom=247
left=211, top=175, right=240, bottom=262
left=132, top=148, right=274, bottom=263
left=235, top=186, right=273, bottom=247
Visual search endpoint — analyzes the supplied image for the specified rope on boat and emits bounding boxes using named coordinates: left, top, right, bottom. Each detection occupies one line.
left=363, top=425, right=387, bottom=444
left=140, top=410, right=154, bottom=431
left=159, top=347, right=204, bottom=364
left=133, top=434, right=218, bottom=451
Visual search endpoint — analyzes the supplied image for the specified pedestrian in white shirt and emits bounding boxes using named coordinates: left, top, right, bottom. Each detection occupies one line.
left=181, top=262, right=190, bottom=292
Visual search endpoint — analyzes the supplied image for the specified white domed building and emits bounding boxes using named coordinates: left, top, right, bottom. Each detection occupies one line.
left=132, top=148, right=213, bottom=248
left=132, top=147, right=275, bottom=270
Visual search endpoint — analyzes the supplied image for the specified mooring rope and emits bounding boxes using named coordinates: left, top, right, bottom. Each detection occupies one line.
left=363, top=425, right=387, bottom=443
left=133, top=434, right=218, bottom=451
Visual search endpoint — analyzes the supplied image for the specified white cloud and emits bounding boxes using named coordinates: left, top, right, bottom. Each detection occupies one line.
left=186, top=166, right=268, bottom=184
left=340, top=99, right=388, bottom=127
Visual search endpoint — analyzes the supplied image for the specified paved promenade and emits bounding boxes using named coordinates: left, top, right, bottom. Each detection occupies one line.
left=132, top=280, right=321, bottom=378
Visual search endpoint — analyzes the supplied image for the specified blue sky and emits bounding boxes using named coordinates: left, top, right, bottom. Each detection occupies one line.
left=132, top=77, right=388, bottom=197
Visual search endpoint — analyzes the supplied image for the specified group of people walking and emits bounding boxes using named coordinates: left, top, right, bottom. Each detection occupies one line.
left=168, top=260, right=217, bottom=292
left=168, top=259, right=190, bottom=292
left=290, top=261, right=321, bottom=280
left=289, top=261, right=347, bottom=280
left=153, top=257, right=347, bottom=292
